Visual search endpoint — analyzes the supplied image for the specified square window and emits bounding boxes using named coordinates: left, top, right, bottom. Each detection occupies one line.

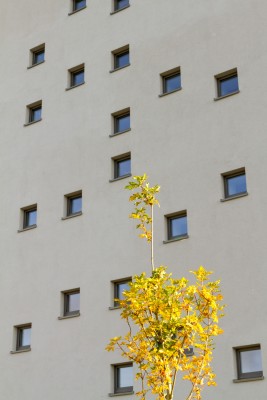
left=73, top=0, right=86, bottom=11
left=216, top=69, right=239, bottom=98
left=63, top=289, right=80, bottom=316
left=113, top=154, right=131, bottom=179
left=223, top=169, right=247, bottom=199
left=30, top=44, right=45, bottom=66
left=161, top=67, right=181, bottom=95
left=16, top=325, right=32, bottom=351
left=114, top=0, right=129, bottom=11
left=114, top=363, right=133, bottom=394
left=22, top=205, right=37, bottom=229
left=113, top=109, right=130, bottom=135
left=235, top=345, right=263, bottom=380
left=66, top=192, right=82, bottom=216
left=166, top=212, right=188, bottom=241
left=113, top=46, right=130, bottom=70
left=184, top=346, right=194, bottom=356
left=113, top=278, right=131, bottom=307
left=69, top=65, right=85, bottom=88
left=27, top=101, right=42, bottom=124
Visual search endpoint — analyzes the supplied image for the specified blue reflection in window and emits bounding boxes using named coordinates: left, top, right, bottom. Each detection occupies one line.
left=164, top=73, right=181, bottom=93
left=116, top=158, right=131, bottom=178
left=30, top=106, right=42, bottom=122
left=115, top=0, right=129, bottom=10
left=169, top=215, right=187, bottom=239
left=226, top=174, right=246, bottom=197
left=116, top=281, right=130, bottom=300
left=69, top=196, right=82, bottom=214
left=115, top=114, right=130, bottom=133
left=25, top=209, right=37, bottom=228
left=115, top=51, right=129, bottom=69
left=74, top=0, right=86, bottom=11
left=72, top=70, right=84, bottom=86
left=33, top=49, right=45, bottom=65
left=219, top=75, right=238, bottom=97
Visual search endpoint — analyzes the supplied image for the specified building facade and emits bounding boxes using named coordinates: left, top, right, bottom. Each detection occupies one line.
left=0, top=0, right=267, bottom=399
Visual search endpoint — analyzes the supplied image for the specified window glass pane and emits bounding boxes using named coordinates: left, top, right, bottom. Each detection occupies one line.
left=115, top=52, right=129, bottom=69
left=74, top=0, right=86, bottom=10
left=116, top=282, right=130, bottom=300
left=116, top=114, right=130, bottom=133
left=220, top=75, right=238, bottom=96
left=72, top=70, right=84, bottom=86
left=116, top=0, right=129, bottom=10
left=227, top=174, right=246, bottom=196
left=26, top=210, right=37, bottom=226
left=31, top=107, right=42, bottom=121
left=68, top=293, right=80, bottom=312
left=117, top=159, right=131, bottom=177
left=118, top=366, right=133, bottom=388
left=240, top=349, right=262, bottom=373
left=170, top=216, right=187, bottom=238
left=70, top=196, right=82, bottom=214
left=21, top=328, right=31, bottom=347
left=33, top=50, right=44, bottom=64
left=165, top=74, right=181, bottom=93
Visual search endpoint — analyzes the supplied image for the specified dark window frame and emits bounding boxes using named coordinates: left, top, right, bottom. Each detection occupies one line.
left=114, top=0, right=130, bottom=12
left=112, top=46, right=130, bottom=71
left=73, top=0, right=86, bottom=12
left=66, top=192, right=82, bottom=217
left=160, top=67, right=181, bottom=95
left=28, top=102, right=42, bottom=123
left=184, top=346, right=194, bottom=356
left=235, top=345, right=263, bottom=380
left=163, top=72, right=181, bottom=94
left=69, top=65, right=85, bottom=88
left=216, top=69, right=239, bottom=98
left=112, top=277, right=131, bottom=307
left=63, top=289, right=80, bottom=317
left=223, top=169, right=247, bottom=199
left=114, top=110, right=130, bottom=134
left=166, top=211, right=188, bottom=241
left=113, top=153, right=131, bottom=179
left=16, top=324, right=32, bottom=351
left=114, top=363, right=133, bottom=394
left=31, top=44, right=45, bottom=66
left=23, top=205, right=37, bottom=229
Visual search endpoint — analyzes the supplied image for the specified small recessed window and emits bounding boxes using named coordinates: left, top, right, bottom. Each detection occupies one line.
left=112, top=153, right=131, bottom=180
left=68, top=65, right=85, bottom=88
left=26, top=101, right=42, bottom=124
left=113, top=278, right=131, bottom=307
left=161, top=67, right=181, bottom=95
left=166, top=212, right=188, bottom=241
left=22, top=205, right=37, bottom=229
left=64, top=289, right=80, bottom=316
left=66, top=192, right=82, bottom=216
left=30, top=44, right=45, bottom=66
left=235, top=345, right=263, bottom=380
left=73, top=0, right=86, bottom=11
left=184, top=346, right=194, bottom=356
left=223, top=169, right=247, bottom=199
left=114, top=363, right=133, bottom=394
left=114, top=0, right=129, bottom=11
left=112, top=46, right=130, bottom=71
left=112, top=108, right=130, bottom=135
left=216, top=69, right=239, bottom=98
left=16, top=325, right=32, bottom=351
